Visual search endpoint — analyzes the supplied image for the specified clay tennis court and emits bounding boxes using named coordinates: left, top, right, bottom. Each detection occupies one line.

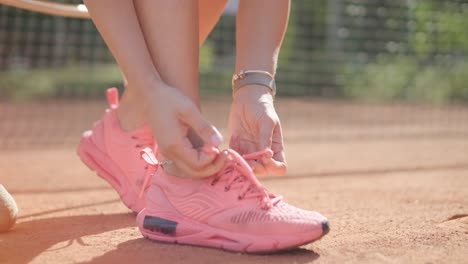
left=1, top=97, right=467, bottom=263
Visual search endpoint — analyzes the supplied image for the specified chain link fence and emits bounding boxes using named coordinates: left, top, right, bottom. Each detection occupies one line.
left=0, top=0, right=467, bottom=148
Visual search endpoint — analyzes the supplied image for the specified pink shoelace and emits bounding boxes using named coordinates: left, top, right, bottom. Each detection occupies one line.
left=138, top=148, right=282, bottom=209
left=139, top=147, right=159, bottom=198
left=211, top=149, right=282, bottom=209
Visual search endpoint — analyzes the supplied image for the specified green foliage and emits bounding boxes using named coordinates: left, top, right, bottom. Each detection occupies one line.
left=342, top=56, right=417, bottom=101
left=1, top=0, right=467, bottom=104
left=0, top=64, right=122, bottom=100
left=409, top=0, right=468, bottom=57
left=341, top=56, right=468, bottom=103
left=340, top=0, right=468, bottom=103
left=410, top=61, right=468, bottom=103
left=199, top=42, right=214, bottom=72
left=0, top=64, right=231, bottom=100
left=199, top=71, right=232, bottom=96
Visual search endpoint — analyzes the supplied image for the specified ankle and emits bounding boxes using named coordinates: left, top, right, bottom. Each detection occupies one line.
left=116, top=87, right=147, bottom=131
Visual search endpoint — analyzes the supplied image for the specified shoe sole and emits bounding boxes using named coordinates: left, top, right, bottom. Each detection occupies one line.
left=77, top=131, right=143, bottom=213
left=137, top=208, right=327, bottom=254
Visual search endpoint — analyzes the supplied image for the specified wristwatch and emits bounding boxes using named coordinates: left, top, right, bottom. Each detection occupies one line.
left=232, top=70, right=276, bottom=97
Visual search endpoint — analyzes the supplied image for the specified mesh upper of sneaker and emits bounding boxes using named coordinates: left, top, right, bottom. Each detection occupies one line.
left=90, top=88, right=157, bottom=195
left=208, top=200, right=325, bottom=235
left=143, top=148, right=326, bottom=236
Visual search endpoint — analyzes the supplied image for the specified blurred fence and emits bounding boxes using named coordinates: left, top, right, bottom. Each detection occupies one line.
left=0, top=0, right=468, bottom=148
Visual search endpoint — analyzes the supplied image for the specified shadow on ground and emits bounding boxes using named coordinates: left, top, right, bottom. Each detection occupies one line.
left=1, top=212, right=320, bottom=264
left=0, top=213, right=134, bottom=263
left=79, top=238, right=320, bottom=264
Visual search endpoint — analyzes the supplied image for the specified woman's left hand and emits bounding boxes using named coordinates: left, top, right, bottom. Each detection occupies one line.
left=228, top=84, right=287, bottom=176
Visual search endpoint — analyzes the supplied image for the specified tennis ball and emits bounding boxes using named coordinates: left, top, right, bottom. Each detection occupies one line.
left=0, top=184, right=18, bottom=232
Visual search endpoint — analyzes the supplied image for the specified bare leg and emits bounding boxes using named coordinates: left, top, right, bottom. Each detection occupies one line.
left=133, top=0, right=199, bottom=106
left=198, top=0, right=228, bottom=47
left=83, top=0, right=158, bottom=111
left=132, top=0, right=226, bottom=147
left=119, top=0, right=227, bottom=126
left=84, top=0, right=226, bottom=177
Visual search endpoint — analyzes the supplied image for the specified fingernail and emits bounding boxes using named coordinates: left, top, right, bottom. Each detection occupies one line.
left=201, top=146, right=218, bottom=154
left=211, top=133, right=222, bottom=146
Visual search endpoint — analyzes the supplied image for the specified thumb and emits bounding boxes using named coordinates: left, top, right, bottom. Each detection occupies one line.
left=258, top=121, right=274, bottom=151
left=181, top=108, right=223, bottom=147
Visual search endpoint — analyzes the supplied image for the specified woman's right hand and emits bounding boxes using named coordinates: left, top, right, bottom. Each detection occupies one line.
left=144, top=79, right=226, bottom=178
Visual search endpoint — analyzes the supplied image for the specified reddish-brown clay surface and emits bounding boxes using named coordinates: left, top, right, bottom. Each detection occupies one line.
left=1, top=97, right=467, bottom=263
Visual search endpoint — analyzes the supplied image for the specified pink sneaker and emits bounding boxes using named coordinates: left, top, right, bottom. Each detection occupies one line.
left=136, top=148, right=329, bottom=253
left=77, top=87, right=157, bottom=213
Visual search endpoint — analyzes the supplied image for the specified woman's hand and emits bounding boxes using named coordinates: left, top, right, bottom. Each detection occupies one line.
left=145, top=79, right=226, bottom=178
left=228, top=85, right=286, bottom=176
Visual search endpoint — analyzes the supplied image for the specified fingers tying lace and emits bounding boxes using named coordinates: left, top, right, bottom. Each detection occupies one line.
left=138, top=147, right=282, bottom=209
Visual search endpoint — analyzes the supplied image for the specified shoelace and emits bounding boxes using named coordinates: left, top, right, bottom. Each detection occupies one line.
left=132, top=133, right=157, bottom=198
left=139, top=147, right=159, bottom=198
left=212, top=149, right=283, bottom=210
left=138, top=148, right=282, bottom=209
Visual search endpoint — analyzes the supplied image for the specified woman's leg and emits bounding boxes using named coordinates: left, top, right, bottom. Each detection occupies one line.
left=132, top=0, right=226, bottom=147
left=83, top=0, right=158, bottom=131
left=83, top=0, right=225, bottom=178
left=118, top=0, right=226, bottom=130
left=130, top=0, right=227, bottom=108
left=133, top=0, right=199, bottom=105
left=198, top=0, right=228, bottom=47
